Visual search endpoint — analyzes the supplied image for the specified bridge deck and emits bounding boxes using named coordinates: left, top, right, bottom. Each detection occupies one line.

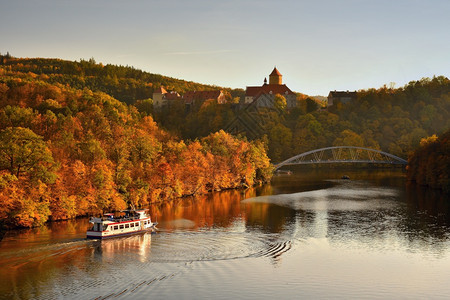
left=274, top=146, right=408, bottom=170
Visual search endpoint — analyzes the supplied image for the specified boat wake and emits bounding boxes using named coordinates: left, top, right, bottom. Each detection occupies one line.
left=0, top=238, right=96, bottom=268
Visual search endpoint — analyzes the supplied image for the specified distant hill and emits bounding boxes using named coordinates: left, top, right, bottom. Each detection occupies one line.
left=311, top=95, right=327, bottom=103
left=0, top=55, right=244, bottom=104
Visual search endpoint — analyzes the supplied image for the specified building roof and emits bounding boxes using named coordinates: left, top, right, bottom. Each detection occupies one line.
left=245, top=84, right=295, bottom=97
left=328, top=91, right=357, bottom=98
left=183, top=90, right=223, bottom=104
left=154, top=86, right=167, bottom=94
left=270, top=67, right=282, bottom=76
left=164, top=91, right=181, bottom=100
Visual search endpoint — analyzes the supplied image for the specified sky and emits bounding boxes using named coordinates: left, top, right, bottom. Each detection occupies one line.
left=1, top=0, right=449, bottom=96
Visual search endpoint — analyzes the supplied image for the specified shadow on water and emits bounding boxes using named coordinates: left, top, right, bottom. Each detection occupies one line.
left=401, top=183, right=450, bottom=244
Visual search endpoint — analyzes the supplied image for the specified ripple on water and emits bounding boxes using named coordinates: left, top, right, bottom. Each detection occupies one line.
left=147, top=230, right=295, bottom=263
left=27, top=229, right=296, bottom=299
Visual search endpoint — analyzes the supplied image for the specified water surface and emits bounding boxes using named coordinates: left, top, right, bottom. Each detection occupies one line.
left=1, top=169, right=450, bottom=299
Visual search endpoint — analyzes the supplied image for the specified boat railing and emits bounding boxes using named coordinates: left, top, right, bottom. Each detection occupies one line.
left=100, top=215, right=144, bottom=222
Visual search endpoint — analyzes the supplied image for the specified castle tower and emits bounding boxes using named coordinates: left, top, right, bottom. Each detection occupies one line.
left=269, top=67, right=282, bottom=85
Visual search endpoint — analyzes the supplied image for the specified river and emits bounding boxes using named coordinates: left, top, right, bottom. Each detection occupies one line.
left=1, top=169, right=450, bottom=299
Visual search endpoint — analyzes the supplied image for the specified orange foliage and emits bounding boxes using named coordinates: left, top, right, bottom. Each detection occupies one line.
left=0, top=77, right=272, bottom=228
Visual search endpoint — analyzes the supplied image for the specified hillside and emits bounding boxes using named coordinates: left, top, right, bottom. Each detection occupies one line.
left=155, top=76, right=450, bottom=161
left=0, top=54, right=245, bottom=104
left=1, top=54, right=449, bottom=163
left=0, top=69, right=272, bottom=228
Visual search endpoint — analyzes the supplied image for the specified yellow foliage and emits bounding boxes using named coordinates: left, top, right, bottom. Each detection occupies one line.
left=419, top=134, right=438, bottom=147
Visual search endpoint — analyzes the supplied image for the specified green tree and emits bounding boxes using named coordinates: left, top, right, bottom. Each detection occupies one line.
left=0, top=127, right=55, bottom=183
left=305, top=97, right=319, bottom=113
left=274, top=94, right=287, bottom=111
left=333, top=129, right=364, bottom=147
left=0, top=105, right=37, bottom=128
left=268, top=124, right=292, bottom=162
left=134, top=98, right=153, bottom=116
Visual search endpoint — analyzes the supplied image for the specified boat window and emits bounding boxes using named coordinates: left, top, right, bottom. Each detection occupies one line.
left=125, top=224, right=129, bottom=228
left=130, top=223, right=134, bottom=227
left=135, top=222, right=139, bottom=227
left=119, top=224, right=124, bottom=229
left=114, top=225, right=118, bottom=230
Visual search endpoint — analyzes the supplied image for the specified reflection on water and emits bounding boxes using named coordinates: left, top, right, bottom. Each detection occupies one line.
left=94, top=234, right=152, bottom=263
left=1, top=169, right=450, bottom=299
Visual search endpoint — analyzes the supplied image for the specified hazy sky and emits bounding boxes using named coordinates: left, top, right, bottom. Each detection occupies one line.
left=1, top=0, right=449, bottom=95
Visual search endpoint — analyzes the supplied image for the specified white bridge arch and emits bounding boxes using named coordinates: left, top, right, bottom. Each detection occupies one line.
left=274, top=146, right=408, bottom=170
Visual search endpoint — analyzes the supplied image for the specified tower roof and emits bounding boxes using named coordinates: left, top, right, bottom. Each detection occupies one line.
left=270, top=67, right=282, bottom=76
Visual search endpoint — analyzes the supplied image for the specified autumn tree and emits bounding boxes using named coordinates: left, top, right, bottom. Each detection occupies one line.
left=0, top=127, right=55, bottom=182
left=333, top=129, right=364, bottom=147
left=407, top=130, right=450, bottom=192
left=274, top=94, right=287, bottom=111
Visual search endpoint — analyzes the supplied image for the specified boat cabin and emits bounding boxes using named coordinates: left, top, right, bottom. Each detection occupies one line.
left=87, top=209, right=156, bottom=239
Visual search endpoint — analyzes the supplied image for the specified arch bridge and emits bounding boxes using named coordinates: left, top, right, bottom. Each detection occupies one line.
left=274, top=146, right=407, bottom=171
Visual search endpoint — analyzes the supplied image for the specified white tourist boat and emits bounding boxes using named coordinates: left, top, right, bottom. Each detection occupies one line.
left=86, top=209, right=157, bottom=239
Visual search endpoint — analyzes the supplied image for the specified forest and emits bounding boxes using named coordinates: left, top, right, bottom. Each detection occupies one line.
left=0, top=65, right=272, bottom=228
left=0, top=55, right=449, bottom=227
left=407, top=129, right=450, bottom=192
left=155, top=76, right=450, bottom=163
left=0, top=54, right=245, bottom=104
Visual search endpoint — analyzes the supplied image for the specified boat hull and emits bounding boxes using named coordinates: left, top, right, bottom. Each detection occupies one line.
left=86, top=224, right=157, bottom=239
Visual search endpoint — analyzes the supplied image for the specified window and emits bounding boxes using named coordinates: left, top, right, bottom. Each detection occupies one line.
left=119, top=224, right=124, bottom=229
left=125, top=224, right=129, bottom=228
left=114, top=225, right=118, bottom=230
left=130, top=223, right=134, bottom=227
